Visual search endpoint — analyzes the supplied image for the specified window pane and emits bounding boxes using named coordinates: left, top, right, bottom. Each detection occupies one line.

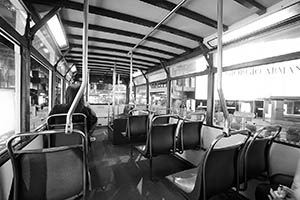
left=55, top=76, right=61, bottom=104
left=170, top=56, right=207, bottom=77
left=149, top=82, right=167, bottom=113
left=215, top=59, right=300, bottom=143
left=0, top=0, right=27, bottom=35
left=171, top=78, right=196, bottom=115
left=0, top=34, right=19, bottom=151
left=30, top=58, right=49, bottom=131
left=147, top=69, right=166, bottom=82
left=136, top=85, right=147, bottom=105
left=32, top=26, right=60, bottom=65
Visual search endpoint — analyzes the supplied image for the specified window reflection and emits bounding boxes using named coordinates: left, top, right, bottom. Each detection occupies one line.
left=30, top=58, right=49, bottom=131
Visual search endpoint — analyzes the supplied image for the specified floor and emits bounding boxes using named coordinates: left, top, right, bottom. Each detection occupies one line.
left=86, top=127, right=252, bottom=200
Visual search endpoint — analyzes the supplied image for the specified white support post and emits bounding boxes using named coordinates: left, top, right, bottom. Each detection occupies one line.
left=129, top=52, right=133, bottom=104
left=112, top=63, right=116, bottom=120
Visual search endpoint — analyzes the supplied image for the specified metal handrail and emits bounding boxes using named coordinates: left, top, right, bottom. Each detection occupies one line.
left=65, top=0, right=89, bottom=133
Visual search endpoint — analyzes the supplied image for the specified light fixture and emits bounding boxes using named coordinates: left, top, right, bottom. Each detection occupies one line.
left=47, top=14, right=68, bottom=48
left=70, top=65, right=77, bottom=72
left=207, top=2, right=300, bottom=47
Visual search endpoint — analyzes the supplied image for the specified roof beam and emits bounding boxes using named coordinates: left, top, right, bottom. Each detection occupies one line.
left=69, top=50, right=159, bottom=65
left=69, top=59, right=148, bottom=70
left=70, top=43, right=167, bottom=61
left=140, top=0, right=228, bottom=30
left=233, top=0, right=266, bottom=15
left=66, top=55, right=153, bottom=68
left=68, top=34, right=178, bottom=57
left=63, top=19, right=191, bottom=52
left=25, top=0, right=203, bottom=41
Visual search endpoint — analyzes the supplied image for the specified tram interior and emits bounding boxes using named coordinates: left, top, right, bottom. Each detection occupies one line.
left=1, top=0, right=300, bottom=199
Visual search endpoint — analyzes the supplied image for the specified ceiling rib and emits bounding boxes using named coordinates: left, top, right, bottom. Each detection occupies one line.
left=66, top=55, right=153, bottom=68
left=27, top=0, right=203, bottom=41
left=233, top=0, right=266, bottom=15
left=68, top=59, right=149, bottom=70
left=139, top=0, right=228, bottom=30
left=69, top=50, right=160, bottom=65
left=63, top=19, right=192, bottom=51
left=68, top=34, right=178, bottom=57
left=70, top=43, right=168, bottom=61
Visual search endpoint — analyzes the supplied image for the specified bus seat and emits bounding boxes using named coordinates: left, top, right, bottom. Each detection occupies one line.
left=135, top=115, right=179, bottom=179
left=108, top=117, right=128, bottom=145
left=127, top=114, right=149, bottom=156
left=7, top=130, right=87, bottom=200
left=46, top=113, right=87, bottom=147
left=176, top=120, right=203, bottom=153
left=238, top=125, right=282, bottom=190
left=166, top=130, right=249, bottom=200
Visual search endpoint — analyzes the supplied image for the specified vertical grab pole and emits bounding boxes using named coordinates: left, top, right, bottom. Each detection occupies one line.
left=112, top=63, right=116, bottom=121
left=129, top=51, right=133, bottom=104
left=65, top=0, right=89, bottom=133
left=216, top=0, right=230, bottom=135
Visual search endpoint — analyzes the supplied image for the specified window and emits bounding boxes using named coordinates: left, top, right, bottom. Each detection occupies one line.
left=0, top=33, right=20, bottom=151
left=149, top=82, right=167, bottom=113
left=0, top=0, right=27, bottom=35
left=214, top=59, right=300, bottom=143
left=136, top=85, right=147, bottom=106
left=171, top=77, right=195, bottom=115
left=55, top=76, right=61, bottom=104
left=30, top=58, right=49, bottom=131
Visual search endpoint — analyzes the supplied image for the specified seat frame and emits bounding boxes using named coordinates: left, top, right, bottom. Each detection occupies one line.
left=239, top=125, right=282, bottom=190
left=136, top=114, right=180, bottom=179
left=7, top=129, right=87, bottom=200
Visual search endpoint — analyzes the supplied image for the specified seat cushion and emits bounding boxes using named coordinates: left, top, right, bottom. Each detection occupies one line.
left=166, top=168, right=198, bottom=193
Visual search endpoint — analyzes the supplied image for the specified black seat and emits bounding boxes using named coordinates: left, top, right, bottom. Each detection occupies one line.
left=239, top=125, right=282, bottom=190
left=166, top=129, right=251, bottom=200
left=176, top=119, right=204, bottom=153
left=108, top=117, right=128, bottom=145
left=136, top=115, right=180, bottom=179
left=127, top=113, right=149, bottom=156
left=7, top=129, right=87, bottom=200
left=46, top=113, right=87, bottom=147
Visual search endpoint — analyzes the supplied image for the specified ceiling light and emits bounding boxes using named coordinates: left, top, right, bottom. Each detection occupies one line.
left=47, top=15, right=68, bottom=48
left=207, top=2, right=300, bottom=47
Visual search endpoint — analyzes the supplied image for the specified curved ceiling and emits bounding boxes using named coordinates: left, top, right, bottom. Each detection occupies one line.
left=23, top=0, right=283, bottom=80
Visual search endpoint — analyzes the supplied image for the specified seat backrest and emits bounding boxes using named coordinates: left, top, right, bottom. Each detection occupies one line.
left=150, top=123, right=178, bottom=156
left=127, top=115, right=148, bottom=141
left=152, top=115, right=170, bottom=125
left=46, top=113, right=87, bottom=147
left=240, top=125, right=282, bottom=189
left=202, top=130, right=250, bottom=200
left=7, top=130, right=87, bottom=200
left=177, top=120, right=203, bottom=152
